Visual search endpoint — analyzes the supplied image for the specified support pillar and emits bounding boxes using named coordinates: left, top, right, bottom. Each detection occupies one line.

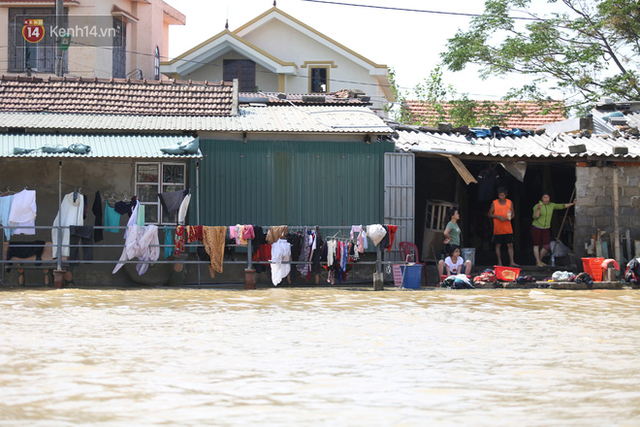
left=244, top=268, right=256, bottom=290
left=53, top=270, right=65, bottom=288
left=373, top=272, right=384, bottom=291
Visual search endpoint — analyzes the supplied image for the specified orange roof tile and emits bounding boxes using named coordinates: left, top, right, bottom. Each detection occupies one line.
left=0, top=75, right=234, bottom=117
left=404, top=100, right=566, bottom=130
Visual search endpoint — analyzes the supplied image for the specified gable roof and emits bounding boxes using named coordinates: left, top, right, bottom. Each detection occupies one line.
left=161, top=7, right=387, bottom=79
left=404, top=100, right=566, bottom=130
left=161, top=29, right=298, bottom=76
left=0, top=75, right=235, bottom=117
left=234, top=7, right=387, bottom=75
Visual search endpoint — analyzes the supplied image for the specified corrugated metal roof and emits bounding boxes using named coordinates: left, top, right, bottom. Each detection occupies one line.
left=394, top=130, right=640, bottom=159
left=0, top=106, right=392, bottom=133
left=0, top=134, right=202, bottom=159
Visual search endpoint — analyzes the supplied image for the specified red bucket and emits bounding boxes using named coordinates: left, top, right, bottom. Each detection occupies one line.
left=494, top=265, right=521, bottom=282
left=582, top=257, right=605, bottom=281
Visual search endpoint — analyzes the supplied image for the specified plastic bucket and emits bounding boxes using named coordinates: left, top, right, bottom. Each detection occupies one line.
left=400, top=264, right=423, bottom=289
left=460, top=248, right=475, bottom=266
left=494, top=265, right=521, bottom=282
left=582, top=257, right=605, bottom=281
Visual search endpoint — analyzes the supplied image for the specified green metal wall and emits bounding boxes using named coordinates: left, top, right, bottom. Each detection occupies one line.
left=194, top=139, right=394, bottom=227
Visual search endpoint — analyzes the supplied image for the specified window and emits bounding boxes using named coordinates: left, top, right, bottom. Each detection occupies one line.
left=136, top=162, right=186, bottom=225
left=112, top=17, right=126, bottom=78
left=8, top=7, right=64, bottom=73
left=310, top=66, right=328, bottom=93
left=223, top=59, right=256, bottom=92
left=154, top=46, right=160, bottom=80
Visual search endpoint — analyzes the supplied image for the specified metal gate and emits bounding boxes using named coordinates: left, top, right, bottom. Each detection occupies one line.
left=384, top=152, right=415, bottom=264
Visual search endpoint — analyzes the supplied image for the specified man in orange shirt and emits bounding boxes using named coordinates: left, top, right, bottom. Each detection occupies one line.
left=488, top=187, right=518, bottom=267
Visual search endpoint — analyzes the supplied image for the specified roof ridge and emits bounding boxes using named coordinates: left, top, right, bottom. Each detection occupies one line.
left=2, top=74, right=232, bottom=88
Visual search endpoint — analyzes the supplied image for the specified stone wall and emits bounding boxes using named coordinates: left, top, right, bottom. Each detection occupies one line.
left=575, top=164, right=640, bottom=259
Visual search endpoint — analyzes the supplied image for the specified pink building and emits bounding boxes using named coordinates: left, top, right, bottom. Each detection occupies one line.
left=0, top=0, right=185, bottom=79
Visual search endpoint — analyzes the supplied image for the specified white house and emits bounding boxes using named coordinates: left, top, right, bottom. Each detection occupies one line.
left=160, top=6, right=392, bottom=114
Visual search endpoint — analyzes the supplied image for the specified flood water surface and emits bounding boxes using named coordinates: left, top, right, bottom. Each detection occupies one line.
left=1, top=288, right=639, bottom=426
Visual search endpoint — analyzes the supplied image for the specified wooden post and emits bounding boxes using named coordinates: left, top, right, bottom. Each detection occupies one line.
left=373, top=245, right=384, bottom=290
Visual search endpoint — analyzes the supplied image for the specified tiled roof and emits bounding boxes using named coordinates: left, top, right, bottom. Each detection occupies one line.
left=0, top=0, right=79, bottom=3
left=0, top=75, right=235, bottom=117
left=404, top=100, right=566, bottom=130
left=0, top=106, right=392, bottom=133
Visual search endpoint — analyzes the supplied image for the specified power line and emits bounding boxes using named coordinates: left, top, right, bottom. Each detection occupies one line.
left=297, top=0, right=542, bottom=20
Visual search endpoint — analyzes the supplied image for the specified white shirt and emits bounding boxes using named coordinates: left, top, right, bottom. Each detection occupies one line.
left=444, top=256, right=464, bottom=275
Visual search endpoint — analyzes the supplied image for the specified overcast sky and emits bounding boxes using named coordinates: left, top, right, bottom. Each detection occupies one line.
left=164, top=0, right=559, bottom=101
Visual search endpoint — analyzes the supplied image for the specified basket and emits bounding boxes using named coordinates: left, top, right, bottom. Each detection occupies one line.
left=494, top=265, right=521, bottom=282
left=582, top=257, right=605, bottom=281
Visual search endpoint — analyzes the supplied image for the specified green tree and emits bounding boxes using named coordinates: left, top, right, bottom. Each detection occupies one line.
left=441, top=0, right=640, bottom=115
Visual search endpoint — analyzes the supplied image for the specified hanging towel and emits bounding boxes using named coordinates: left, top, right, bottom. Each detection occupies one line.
left=174, top=225, right=186, bottom=255
left=52, top=192, right=85, bottom=259
left=136, top=204, right=146, bottom=226
left=0, top=195, right=14, bottom=241
left=202, top=226, right=227, bottom=278
left=92, top=191, right=104, bottom=243
left=9, top=189, right=37, bottom=235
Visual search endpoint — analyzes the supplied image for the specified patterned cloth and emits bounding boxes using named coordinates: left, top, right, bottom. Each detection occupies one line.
left=174, top=225, right=186, bottom=255
left=187, top=225, right=203, bottom=243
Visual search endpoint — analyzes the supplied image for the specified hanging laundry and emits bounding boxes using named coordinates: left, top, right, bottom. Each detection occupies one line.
left=0, top=195, right=14, bottom=241
left=187, top=225, right=203, bottom=243
left=158, top=189, right=189, bottom=214
left=366, top=224, right=387, bottom=247
left=163, top=226, right=174, bottom=259
left=380, top=224, right=398, bottom=252
left=310, top=227, right=324, bottom=278
left=92, top=191, right=104, bottom=242
left=174, top=225, right=186, bottom=255
left=5, top=241, right=45, bottom=272
left=177, top=193, right=191, bottom=225
left=112, top=225, right=159, bottom=276
left=136, top=204, right=146, bottom=226
left=114, top=198, right=137, bottom=216
left=270, top=238, right=291, bottom=286
left=266, top=225, right=288, bottom=245
left=123, top=200, right=139, bottom=239
left=52, top=192, right=85, bottom=259
left=8, top=189, right=37, bottom=235
left=202, top=226, right=227, bottom=278
left=69, top=226, right=94, bottom=261
left=296, top=227, right=311, bottom=278
left=103, top=203, right=120, bottom=233
left=242, top=225, right=254, bottom=240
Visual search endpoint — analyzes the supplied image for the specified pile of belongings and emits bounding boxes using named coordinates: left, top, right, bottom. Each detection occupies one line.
left=473, top=269, right=497, bottom=287
left=442, top=274, right=474, bottom=289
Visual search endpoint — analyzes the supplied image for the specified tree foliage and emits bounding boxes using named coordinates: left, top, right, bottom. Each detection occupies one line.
left=441, top=0, right=640, bottom=114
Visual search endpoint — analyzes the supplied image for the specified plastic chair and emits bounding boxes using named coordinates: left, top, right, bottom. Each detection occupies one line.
left=399, top=242, right=428, bottom=286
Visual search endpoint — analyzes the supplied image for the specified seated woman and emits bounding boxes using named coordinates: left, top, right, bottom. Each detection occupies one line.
left=437, top=246, right=472, bottom=279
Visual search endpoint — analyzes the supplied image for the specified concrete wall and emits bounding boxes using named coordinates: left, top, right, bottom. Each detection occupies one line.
left=574, top=163, right=640, bottom=260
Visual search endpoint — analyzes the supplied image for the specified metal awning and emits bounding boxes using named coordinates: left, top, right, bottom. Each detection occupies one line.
left=0, top=134, right=202, bottom=159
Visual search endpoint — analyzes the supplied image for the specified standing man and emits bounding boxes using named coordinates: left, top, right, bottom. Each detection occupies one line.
left=488, top=187, right=518, bottom=267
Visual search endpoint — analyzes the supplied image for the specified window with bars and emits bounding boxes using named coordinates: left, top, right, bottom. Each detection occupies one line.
left=112, top=17, right=126, bottom=78
left=223, top=59, right=256, bottom=92
left=8, top=7, right=64, bottom=73
left=135, top=163, right=186, bottom=225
